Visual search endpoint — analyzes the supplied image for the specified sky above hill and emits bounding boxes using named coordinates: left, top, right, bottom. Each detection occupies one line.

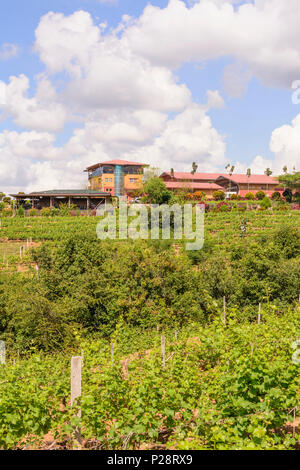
left=0, top=0, right=300, bottom=193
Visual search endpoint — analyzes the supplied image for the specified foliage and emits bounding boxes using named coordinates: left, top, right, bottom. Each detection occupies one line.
left=213, top=190, right=225, bottom=201
left=0, top=308, right=299, bottom=450
left=278, top=172, right=300, bottom=191
left=2, top=207, right=13, bottom=217
left=260, top=196, right=272, bottom=209
left=245, top=192, right=255, bottom=200
left=28, top=209, right=39, bottom=217
left=143, top=177, right=172, bottom=205
left=17, top=206, right=25, bottom=217
left=256, top=190, right=266, bottom=200
left=272, top=191, right=282, bottom=201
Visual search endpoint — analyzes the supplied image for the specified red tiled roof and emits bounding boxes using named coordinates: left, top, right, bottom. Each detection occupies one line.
left=165, top=182, right=224, bottom=190
left=161, top=172, right=279, bottom=185
left=161, top=172, right=222, bottom=181
left=217, top=174, right=279, bottom=185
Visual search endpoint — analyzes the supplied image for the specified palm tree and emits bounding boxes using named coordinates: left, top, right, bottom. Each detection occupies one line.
left=246, top=168, right=251, bottom=192
left=264, top=168, right=273, bottom=176
left=191, top=162, right=198, bottom=175
left=225, top=164, right=235, bottom=194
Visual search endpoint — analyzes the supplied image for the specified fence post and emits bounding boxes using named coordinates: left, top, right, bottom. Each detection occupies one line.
left=71, top=356, right=82, bottom=448
left=161, top=335, right=165, bottom=370
left=111, top=343, right=114, bottom=366
left=258, top=303, right=261, bottom=325
left=0, top=341, right=5, bottom=365
left=223, top=296, right=227, bottom=327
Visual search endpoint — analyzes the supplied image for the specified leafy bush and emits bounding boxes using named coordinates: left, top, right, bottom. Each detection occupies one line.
left=273, top=225, right=300, bottom=259
left=271, top=191, right=282, bottom=201
left=17, top=206, right=25, bottom=217
left=245, top=192, right=255, bottom=200
left=28, top=208, right=39, bottom=217
left=256, top=190, right=266, bottom=200
left=193, top=191, right=206, bottom=200
left=58, top=203, right=75, bottom=217
left=2, top=207, right=13, bottom=217
left=260, top=196, right=272, bottom=209
left=40, top=207, right=52, bottom=217
left=217, top=201, right=230, bottom=212
left=213, top=190, right=225, bottom=201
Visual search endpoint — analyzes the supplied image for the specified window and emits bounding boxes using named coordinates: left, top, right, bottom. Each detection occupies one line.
left=130, top=178, right=138, bottom=183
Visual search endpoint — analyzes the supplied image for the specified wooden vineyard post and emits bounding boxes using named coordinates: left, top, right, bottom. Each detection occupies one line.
left=71, top=356, right=82, bottom=448
left=0, top=341, right=5, bottom=365
left=161, top=335, right=165, bottom=370
left=223, top=296, right=227, bottom=327
left=258, top=303, right=262, bottom=325
left=111, top=343, right=114, bottom=366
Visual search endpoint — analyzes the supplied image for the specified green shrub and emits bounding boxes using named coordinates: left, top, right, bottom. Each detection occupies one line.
left=245, top=192, right=255, bottom=200
left=271, top=191, right=281, bottom=201
left=260, top=196, right=272, bottom=209
left=17, top=206, right=25, bottom=217
left=2, top=207, right=13, bottom=217
left=256, top=190, right=266, bottom=200
left=40, top=207, right=52, bottom=217
left=28, top=208, right=39, bottom=217
left=213, top=190, right=225, bottom=201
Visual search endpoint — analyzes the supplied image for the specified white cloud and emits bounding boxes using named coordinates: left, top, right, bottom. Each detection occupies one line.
left=1, top=75, right=69, bottom=132
left=125, top=0, right=300, bottom=89
left=34, top=10, right=191, bottom=113
left=123, top=103, right=227, bottom=172
left=269, top=114, right=300, bottom=172
left=0, top=43, right=18, bottom=60
left=3, top=2, right=300, bottom=194
left=245, top=115, right=300, bottom=175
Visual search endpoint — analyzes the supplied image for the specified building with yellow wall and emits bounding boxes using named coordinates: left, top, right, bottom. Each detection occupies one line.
left=85, top=159, right=148, bottom=198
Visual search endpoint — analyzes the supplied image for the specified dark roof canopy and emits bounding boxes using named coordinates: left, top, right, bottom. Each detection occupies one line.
left=10, top=189, right=110, bottom=198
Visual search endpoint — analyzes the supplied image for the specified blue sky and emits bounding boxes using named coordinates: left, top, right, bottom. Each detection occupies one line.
left=0, top=0, right=299, bottom=192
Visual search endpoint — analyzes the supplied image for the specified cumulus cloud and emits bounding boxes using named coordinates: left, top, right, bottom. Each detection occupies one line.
left=125, top=0, right=300, bottom=89
left=122, top=104, right=227, bottom=172
left=0, top=100, right=227, bottom=193
left=269, top=114, right=300, bottom=171
left=1, top=75, right=69, bottom=132
left=245, top=115, right=300, bottom=175
left=34, top=11, right=191, bottom=113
